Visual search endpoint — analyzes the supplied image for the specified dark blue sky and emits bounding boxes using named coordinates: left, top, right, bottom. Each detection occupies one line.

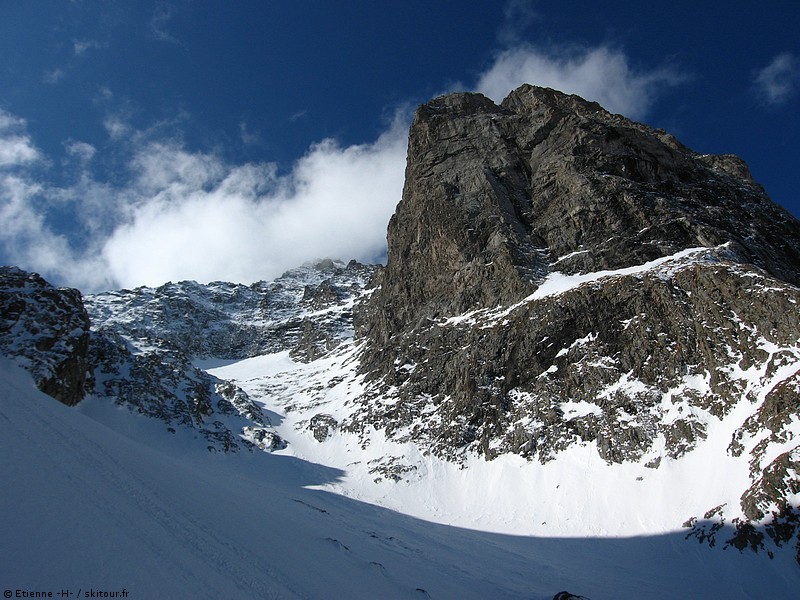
left=1, top=1, right=798, bottom=290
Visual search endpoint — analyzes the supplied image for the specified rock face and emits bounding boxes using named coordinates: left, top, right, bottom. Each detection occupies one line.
left=358, top=86, right=800, bottom=351
left=0, top=266, right=91, bottom=406
left=88, top=326, right=280, bottom=453
left=353, top=86, right=800, bottom=558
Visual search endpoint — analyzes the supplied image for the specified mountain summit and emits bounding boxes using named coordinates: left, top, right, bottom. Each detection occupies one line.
left=353, top=85, right=800, bottom=556
left=361, top=84, right=799, bottom=342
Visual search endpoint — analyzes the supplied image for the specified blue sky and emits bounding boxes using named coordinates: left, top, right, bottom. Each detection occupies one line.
left=1, top=1, right=798, bottom=292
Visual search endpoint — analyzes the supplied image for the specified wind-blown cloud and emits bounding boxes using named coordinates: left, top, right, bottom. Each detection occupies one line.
left=72, top=39, right=104, bottom=57
left=475, top=45, right=684, bottom=119
left=64, top=141, right=97, bottom=163
left=150, top=2, right=181, bottom=45
left=0, top=105, right=408, bottom=292
left=496, top=0, right=539, bottom=46
left=0, top=172, right=114, bottom=290
left=103, top=122, right=407, bottom=288
left=43, top=68, right=66, bottom=85
left=754, top=52, right=799, bottom=105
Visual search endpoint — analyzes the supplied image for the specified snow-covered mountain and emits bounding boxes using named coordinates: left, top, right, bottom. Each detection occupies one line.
left=5, top=356, right=796, bottom=599
left=2, top=85, right=800, bottom=598
left=81, top=259, right=374, bottom=453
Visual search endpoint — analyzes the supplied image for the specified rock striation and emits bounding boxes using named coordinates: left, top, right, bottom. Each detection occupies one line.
left=358, top=86, right=799, bottom=352
left=352, top=85, right=800, bottom=559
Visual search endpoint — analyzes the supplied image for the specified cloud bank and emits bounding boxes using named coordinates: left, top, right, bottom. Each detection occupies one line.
left=103, top=123, right=408, bottom=288
left=0, top=111, right=41, bottom=167
left=1, top=42, right=682, bottom=292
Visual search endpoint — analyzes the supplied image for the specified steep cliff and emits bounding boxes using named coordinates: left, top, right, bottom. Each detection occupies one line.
left=358, top=86, right=799, bottom=353
left=352, top=85, right=800, bottom=559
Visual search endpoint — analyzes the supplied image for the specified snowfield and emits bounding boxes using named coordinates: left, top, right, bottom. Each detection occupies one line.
left=3, top=356, right=799, bottom=599
left=205, top=339, right=790, bottom=541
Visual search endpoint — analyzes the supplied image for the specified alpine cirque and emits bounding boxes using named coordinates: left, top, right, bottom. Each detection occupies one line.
left=2, top=86, right=799, bottom=599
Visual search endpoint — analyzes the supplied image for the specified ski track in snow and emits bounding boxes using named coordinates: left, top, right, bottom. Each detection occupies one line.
left=0, top=359, right=308, bottom=598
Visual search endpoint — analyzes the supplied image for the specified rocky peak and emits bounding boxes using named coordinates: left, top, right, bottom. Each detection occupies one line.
left=87, top=258, right=375, bottom=362
left=350, top=85, right=800, bottom=560
left=503, top=85, right=798, bottom=279
left=360, top=84, right=800, bottom=355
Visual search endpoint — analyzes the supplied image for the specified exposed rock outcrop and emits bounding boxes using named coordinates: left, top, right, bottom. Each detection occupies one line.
left=86, top=259, right=374, bottom=363
left=89, top=326, right=279, bottom=453
left=0, top=265, right=294, bottom=453
left=351, top=85, right=800, bottom=559
left=0, top=266, right=91, bottom=406
left=358, top=86, right=800, bottom=358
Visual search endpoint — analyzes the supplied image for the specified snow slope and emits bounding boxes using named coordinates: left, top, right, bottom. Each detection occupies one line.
left=204, top=338, right=787, bottom=540
left=3, top=357, right=799, bottom=598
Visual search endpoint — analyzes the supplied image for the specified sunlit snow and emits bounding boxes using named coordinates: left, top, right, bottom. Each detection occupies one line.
left=3, top=357, right=797, bottom=599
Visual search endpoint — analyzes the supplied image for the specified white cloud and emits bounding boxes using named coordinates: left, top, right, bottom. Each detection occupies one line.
left=0, top=104, right=409, bottom=292
left=73, top=39, right=103, bottom=56
left=103, top=115, right=132, bottom=141
left=0, top=111, right=41, bottom=167
left=128, top=142, right=227, bottom=195
left=497, top=0, right=538, bottom=46
left=238, top=121, right=262, bottom=146
left=754, top=52, right=799, bottom=105
left=102, top=119, right=407, bottom=288
left=0, top=173, right=113, bottom=290
left=43, top=68, right=66, bottom=85
left=475, top=45, right=683, bottom=119
left=65, top=141, right=96, bottom=163
left=0, top=136, right=40, bottom=168
left=150, top=2, right=180, bottom=45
